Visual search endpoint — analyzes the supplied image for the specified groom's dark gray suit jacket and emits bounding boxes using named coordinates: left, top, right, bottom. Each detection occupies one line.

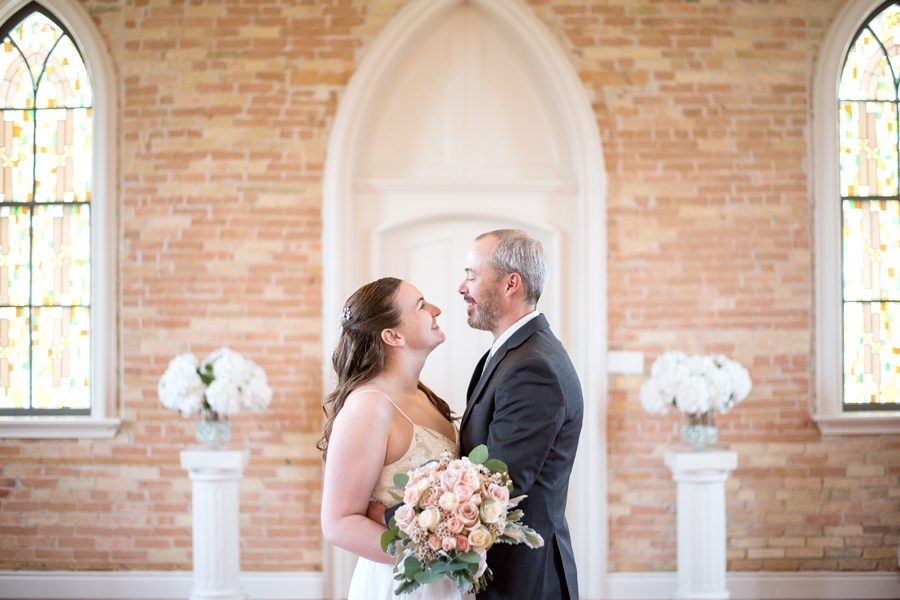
left=460, top=314, right=583, bottom=600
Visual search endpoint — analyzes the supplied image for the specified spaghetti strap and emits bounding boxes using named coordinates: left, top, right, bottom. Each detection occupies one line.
left=347, top=388, right=415, bottom=426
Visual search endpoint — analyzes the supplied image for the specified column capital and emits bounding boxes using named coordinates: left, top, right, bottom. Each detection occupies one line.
left=180, top=448, right=250, bottom=473
left=664, top=450, right=737, bottom=473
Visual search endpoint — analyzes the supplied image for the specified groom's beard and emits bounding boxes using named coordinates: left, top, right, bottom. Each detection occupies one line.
left=467, top=287, right=501, bottom=332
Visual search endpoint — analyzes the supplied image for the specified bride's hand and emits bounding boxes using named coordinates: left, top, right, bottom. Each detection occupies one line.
left=366, top=501, right=387, bottom=527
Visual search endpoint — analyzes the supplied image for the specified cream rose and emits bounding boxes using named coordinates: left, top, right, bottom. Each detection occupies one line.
left=468, top=525, right=493, bottom=550
left=479, top=499, right=504, bottom=524
left=417, top=507, right=440, bottom=531
left=438, top=491, right=460, bottom=512
left=441, top=536, right=457, bottom=552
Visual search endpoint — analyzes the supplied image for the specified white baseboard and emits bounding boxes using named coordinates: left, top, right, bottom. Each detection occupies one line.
left=0, top=571, right=324, bottom=600
left=2, top=570, right=899, bottom=599
left=604, top=571, right=900, bottom=600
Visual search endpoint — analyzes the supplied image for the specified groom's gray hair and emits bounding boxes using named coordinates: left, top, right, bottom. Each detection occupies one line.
left=476, top=228, right=548, bottom=306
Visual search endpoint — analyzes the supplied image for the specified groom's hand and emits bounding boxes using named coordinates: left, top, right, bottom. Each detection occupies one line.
left=366, top=501, right=387, bottom=527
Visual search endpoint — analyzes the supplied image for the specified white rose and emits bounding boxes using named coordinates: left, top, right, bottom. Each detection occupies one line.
left=438, top=491, right=460, bottom=512
left=479, top=499, right=504, bottom=524
left=417, top=507, right=440, bottom=531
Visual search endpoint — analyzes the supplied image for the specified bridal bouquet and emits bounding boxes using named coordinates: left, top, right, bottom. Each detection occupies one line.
left=639, top=351, right=752, bottom=415
left=380, top=445, right=543, bottom=596
left=158, top=347, right=272, bottom=419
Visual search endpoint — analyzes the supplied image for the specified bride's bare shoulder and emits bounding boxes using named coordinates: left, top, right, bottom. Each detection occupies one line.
left=339, top=388, right=395, bottom=423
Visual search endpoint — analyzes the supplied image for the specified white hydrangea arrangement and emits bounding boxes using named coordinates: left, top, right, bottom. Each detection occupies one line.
left=158, top=347, right=272, bottom=419
left=639, top=351, right=752, bottom=416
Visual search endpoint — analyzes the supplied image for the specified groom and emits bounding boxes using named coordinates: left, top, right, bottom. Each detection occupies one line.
left=458, top=229, right=582, bottom=600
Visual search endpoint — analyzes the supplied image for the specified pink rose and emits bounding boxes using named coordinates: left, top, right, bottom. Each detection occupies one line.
left=428, top=534, right=441, bottom=551
left=447, top=458, right=468, bottom=473
left=487, top=483, right=510, bottom=505
left=403, top=486, right=421, bottom=506
left=460, top=467, right=480, bottom=489
left=441, top=536, right=457, bottom=552
left=453, top=484, right=475, bottom=503
left=456, top=502, right=480, bottom=527
left=455, top=535, right=469, bottom=553
left=419, top=487, right=440, bottom=508
left=440, top=469, right=461, bottom=491
left=446, top=516, right=464, bottom=534
left=394, top=505, right=416, bottom=532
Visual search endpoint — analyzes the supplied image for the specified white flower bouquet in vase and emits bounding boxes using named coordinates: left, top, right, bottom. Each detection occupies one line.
left=158, top=347, right=273, bottom=448
left=639, top=351, right=752, bottom=449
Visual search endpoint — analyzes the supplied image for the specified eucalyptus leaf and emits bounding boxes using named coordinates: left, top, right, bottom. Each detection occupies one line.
left=456, top=551, right=481, bottom=564
left=402, top=555, right=422, bottom=578
left=468, top=444, right=489, bottom=464
left=414, top=569, right=444, bottom=584
left=483, top=458, right=508, bottom=474
left=393, top=472, right=410, bottom=488
left=380, top=529, right=397, bottom=552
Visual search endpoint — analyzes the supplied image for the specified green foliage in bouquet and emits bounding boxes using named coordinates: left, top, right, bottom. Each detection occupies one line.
left=380, top=444, right=543, bottom=595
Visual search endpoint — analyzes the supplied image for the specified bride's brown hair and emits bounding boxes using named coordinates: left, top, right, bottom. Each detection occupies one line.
left=317, top=277, right=453, bottom=460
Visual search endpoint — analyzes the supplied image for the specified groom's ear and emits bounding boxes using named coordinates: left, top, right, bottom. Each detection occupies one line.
left=504, top=272, right=523, bottom=296
left=380, top=328, right=404, bottom=348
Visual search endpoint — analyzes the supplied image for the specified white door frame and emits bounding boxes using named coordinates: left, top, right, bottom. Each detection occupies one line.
left=321, top=1, right=608, bottom=597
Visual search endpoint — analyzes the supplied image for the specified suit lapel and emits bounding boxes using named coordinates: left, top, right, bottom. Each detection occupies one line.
left=466, top=351, right=490, bottom=401
left=460, top=314, right=550, bottom=432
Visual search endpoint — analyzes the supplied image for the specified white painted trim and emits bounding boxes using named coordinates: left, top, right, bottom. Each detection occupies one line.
left=353, top=178, right=579, bottom=193
left=605, top=571, right=900, bottom=600
left=3, top=570, right=898, bottom=600
left=0, top=0, right=120, bottom=438
left=0, top=571, right=324, bottom=600
left=0, top=416, right=118, bottom=438
left=322, top=0, right=607, bottom=597
left=810, top=0, right=899, bottom=434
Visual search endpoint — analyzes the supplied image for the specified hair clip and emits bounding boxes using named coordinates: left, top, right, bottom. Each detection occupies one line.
left=340, top=306, right=352, bottom=324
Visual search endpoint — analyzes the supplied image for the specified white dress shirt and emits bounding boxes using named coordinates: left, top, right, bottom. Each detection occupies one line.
left=483, top=310, right=541, bottom=371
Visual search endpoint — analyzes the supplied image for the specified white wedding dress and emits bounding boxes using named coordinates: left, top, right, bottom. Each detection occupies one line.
left=347, top=391, right=464, bottom=600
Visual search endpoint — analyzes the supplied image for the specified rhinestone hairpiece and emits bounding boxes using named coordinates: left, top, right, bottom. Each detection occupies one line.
left=340, top=306, right=352, bottom=324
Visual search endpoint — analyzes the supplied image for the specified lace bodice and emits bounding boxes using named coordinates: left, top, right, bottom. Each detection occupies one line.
left=351, top=389, right=459, bottom=505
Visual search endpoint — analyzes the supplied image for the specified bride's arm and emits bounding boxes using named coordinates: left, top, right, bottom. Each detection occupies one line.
left=320, top=393, right=396, bottom=564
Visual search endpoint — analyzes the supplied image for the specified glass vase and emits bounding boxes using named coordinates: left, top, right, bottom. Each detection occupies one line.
left=681, top=410, right=717, bottom=450
left=196, top=417, right=231, bottom=449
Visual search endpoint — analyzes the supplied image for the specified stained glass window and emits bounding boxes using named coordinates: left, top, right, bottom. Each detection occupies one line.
left=839, top=2, right=900, bottom=411
left=0, top=5, right=91, bottom=415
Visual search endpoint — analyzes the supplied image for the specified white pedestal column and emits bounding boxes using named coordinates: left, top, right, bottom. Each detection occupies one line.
left=664, top=450, right=738, bottom=600
left=180, top=448, right=250, bottom=600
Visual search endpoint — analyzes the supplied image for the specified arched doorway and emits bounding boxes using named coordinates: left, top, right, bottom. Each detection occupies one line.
left=322, top=1, right=608, bottom=596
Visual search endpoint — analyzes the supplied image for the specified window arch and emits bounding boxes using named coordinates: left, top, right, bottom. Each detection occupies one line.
left=0, top=0, right=116, bottom=438
left=814, top=0, right=900, bottom=433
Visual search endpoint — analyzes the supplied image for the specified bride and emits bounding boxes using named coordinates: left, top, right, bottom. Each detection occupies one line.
left=319, top=277, right=463, bottom=600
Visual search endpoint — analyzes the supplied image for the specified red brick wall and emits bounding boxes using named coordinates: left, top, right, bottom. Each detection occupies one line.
left=2, top=0, right=898, bottom=575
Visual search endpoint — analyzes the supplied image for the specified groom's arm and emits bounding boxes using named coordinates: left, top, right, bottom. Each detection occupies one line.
left=485, top=357, right=566, bottom=497
left=366, top=501, right=397, bottom=528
